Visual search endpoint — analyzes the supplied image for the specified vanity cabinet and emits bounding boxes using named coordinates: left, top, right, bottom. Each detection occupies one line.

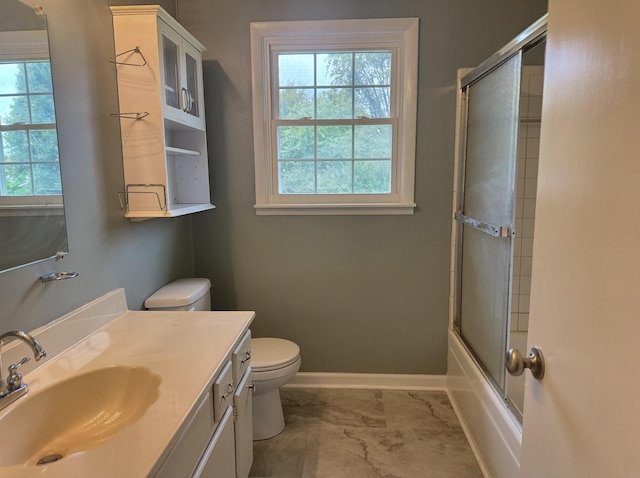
left=155, top=332, right=253, bottom=478
left=110, top=6, right=214, bottom=220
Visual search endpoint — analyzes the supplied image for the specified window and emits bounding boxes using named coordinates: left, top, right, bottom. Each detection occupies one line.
left=250, top=18, right=419, bottom=215
left=0, top=31, right=62, bottom=213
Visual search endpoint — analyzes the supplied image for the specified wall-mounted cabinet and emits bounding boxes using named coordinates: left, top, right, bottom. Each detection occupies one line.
left=110, top=5, right=214, bottom=220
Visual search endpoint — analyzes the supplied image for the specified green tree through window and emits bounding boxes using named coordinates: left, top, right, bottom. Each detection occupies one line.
left=0, top=60, right=61, bottom=196
left=276, top=51, right=393, bottom=195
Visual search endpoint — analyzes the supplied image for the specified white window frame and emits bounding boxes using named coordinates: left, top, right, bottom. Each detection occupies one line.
left=0, top=30, right=63, bottom=216
left=250, top=18, right=419, bottom=215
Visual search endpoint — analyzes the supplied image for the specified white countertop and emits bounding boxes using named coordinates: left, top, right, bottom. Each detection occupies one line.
left=0, top=290, right=254, bottom=477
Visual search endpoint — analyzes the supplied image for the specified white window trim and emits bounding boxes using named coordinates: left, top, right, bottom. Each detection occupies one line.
left=250, top=18, right=419, bottom=215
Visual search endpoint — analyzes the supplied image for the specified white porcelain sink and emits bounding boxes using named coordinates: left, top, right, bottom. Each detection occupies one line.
left=0, top=365, right=161, bottom=467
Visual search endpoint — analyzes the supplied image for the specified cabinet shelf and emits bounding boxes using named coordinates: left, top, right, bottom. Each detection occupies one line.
left=166, top=146, right=201, bottom=156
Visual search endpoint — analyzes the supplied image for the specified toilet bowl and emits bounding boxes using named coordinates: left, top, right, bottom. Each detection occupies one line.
left=250, top=338, right=301, bottom=440
left=144, top=278, right=301, bottom=441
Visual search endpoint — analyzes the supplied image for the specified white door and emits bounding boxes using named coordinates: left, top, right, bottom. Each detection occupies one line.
left=520, top=1, right=640, bottom=476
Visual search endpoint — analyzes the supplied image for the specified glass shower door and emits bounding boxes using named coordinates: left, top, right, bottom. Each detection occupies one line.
left=456, top=53, right=522, bottom=391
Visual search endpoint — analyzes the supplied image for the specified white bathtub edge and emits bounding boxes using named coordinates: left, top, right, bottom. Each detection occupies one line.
left=447, top=330, right=522, bottom=478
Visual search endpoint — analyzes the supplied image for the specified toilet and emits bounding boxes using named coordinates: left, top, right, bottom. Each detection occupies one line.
left=144, top=278, right=301, bottom=440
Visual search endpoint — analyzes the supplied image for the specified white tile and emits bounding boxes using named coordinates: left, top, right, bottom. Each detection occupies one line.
left=511, top=295, right=519, bottom=314
left=522, top=237, right=535, bottom=257
left=516, top=198, right=524, bottom=218
left=510, top=314, right=519, bottom=331
left=528, top=123, right=541, bottom=138
left=528, top=95, right=543, bottom=116
left=526, top=159, right=539, bottom=179
left=523, top=218, right=536, bottom=237
left=523, top=198, right=537, bottom=218
left=529, top=74, right=544, bottom=96
left=511, top=275, right=521, bottom=294
left=520, top=74, right=531, bottom=95
left=517, top=158, right=526, bottom=179
left=514, top=237, right=522, bottom=257
left=518, top=314, right=529, bottom=332
left=517, top=178, right=525, bottom=198
left=519, top=295, right=530, bottom=313
left=524, top=178, right=538, bottom=199
left=526, top=137, right=540, bottom=159
left=513, top=256, right=521, bottom=275
left=521, top=256, right=533, bottom=276
left=520, top=275, right=532, bottom=295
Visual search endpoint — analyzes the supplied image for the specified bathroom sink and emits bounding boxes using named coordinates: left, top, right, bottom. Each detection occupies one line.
left=0, top=365, right=161, bottom=467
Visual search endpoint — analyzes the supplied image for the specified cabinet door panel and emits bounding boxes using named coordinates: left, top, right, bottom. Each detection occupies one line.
left=193, top=407, right=236, bottom=478
left=234, top=369, right=254, bottom=478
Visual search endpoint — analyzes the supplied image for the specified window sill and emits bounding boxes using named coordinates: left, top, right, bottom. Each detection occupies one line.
left=254, top=202, right=416, bottom=216
left=0, top=203, right=64, bottom=217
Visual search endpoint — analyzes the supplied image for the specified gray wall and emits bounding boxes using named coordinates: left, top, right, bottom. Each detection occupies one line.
left=0, top=0, right=192, bottom=333
left=179, top=0, right=547, bottom=374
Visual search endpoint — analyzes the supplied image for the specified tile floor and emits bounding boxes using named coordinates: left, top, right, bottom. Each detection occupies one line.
left=249, top=388, right=483, bottom=478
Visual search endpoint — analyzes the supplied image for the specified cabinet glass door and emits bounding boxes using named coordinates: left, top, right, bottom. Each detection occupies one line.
left=184, top=51, right=200, bottom=118
left=162, top=34, right=180, bottom=110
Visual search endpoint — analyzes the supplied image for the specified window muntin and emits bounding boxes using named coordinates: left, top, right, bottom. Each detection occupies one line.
left=0, top=60, right=61, bottom=197
left=275, top=50, right=393, bottom=196
left=251, top=18, right=418, bottom=215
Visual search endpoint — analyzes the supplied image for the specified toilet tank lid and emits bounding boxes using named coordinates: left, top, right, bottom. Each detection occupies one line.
left=144, top=278, right=211, bottom=308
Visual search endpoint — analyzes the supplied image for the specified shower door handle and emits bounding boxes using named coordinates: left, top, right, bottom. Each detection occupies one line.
left=506, top=346, right=545, bottom=380
left=455, top=212, right=513, bottom=238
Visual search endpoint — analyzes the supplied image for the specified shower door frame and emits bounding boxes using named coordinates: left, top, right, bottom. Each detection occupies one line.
left=452, top=15, right=547, bottom=419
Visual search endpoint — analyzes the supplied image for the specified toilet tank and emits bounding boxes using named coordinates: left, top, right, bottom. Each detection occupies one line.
left=144, top=278, right=211, bottom=311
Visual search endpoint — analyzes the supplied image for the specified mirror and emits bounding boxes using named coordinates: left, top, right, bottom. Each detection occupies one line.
left=0, top=0, right=68, bottom=273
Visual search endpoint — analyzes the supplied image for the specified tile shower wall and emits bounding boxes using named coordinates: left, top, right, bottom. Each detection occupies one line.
left=511, top=65, right=543, bottom=333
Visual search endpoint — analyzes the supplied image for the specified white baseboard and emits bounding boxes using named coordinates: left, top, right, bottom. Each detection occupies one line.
left=285, top=372, right=447, bottom=390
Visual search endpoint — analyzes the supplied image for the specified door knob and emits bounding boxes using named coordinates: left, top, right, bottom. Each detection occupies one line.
left=506, top=346, right=545, bottom=380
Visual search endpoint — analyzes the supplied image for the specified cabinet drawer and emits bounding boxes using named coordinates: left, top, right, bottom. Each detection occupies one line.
left=192, top=407, right=236, bottom=478
left=232, top=330, right=252, bottom=383
left=156, top=391, right=215, bottom=478
left=213, top=361, right=234, bottom=422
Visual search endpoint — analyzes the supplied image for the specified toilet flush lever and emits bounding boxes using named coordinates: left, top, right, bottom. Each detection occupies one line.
left=506, top=346, right=545, bottom=380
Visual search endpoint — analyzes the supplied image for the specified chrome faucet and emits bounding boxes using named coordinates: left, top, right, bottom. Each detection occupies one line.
left=0, top=331, right=47, bottom=411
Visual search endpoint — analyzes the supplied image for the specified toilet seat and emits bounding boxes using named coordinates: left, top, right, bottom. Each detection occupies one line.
left=251, top=338, right=300, bottom=372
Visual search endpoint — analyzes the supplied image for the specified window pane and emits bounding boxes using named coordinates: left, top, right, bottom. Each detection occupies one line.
left=30, top=130, right=59, bottom=162
left=317, top=88, right=352, bottom=119
left=30, top=94, right=56, bottom=124
left=0, top=96, right=29, bottom=124
left=0, top=63, right=26, bottom=95
left=2, top=163, right=32, bottom=195
left=26, top=62, right=53, bottom=93
left=355, top=124, right=392, bottom=158
left=354, top=160, right=391, bottom=193
left=33, top=162, right=61, bottom=194
left=317, top=160, right=352, bottom=193
left=355, top=87, right=390, bottom=118
left=277, top=126, right=315, bottom=159
left=279, top=88, right=314, bottom=119
left=1, top=130, right=29, bottom=162
left=279, top=160, right=315, bottom=193
left=317, top=53, right=352, bottom=86
left=317, top=126, right=352, bottom=159
left=354, top=51, right=391, bottom=85
left=279, top=54, right=314, bottom=87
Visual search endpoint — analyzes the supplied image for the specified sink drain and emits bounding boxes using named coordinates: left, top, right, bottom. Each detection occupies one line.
left=37, top=453, right=64, bottom=465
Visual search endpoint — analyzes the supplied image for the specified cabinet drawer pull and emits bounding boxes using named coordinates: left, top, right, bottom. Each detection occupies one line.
left=241, top=351, right=251, bottom=365
left=222, top=383, right=235, bottom=400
